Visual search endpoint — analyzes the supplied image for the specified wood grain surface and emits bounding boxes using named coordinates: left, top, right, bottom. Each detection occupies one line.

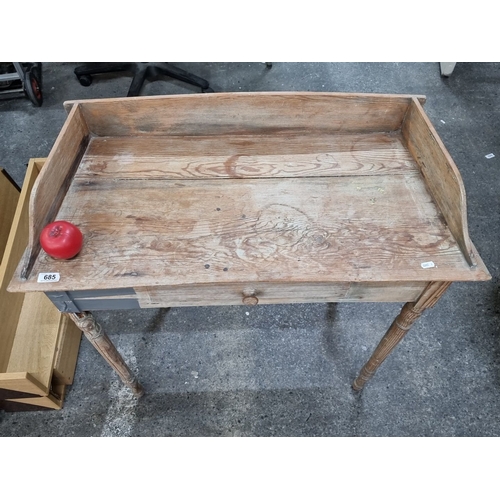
left=65, top=92, right=426, bottom=137
left=0, top=168, right=20, bottom=264
left=135, top=281, right=426, bottom=308
left=0, top=169, right=22, bottom=371
left=1, top=160, right=42, bottom=371
left=402, top=98, right=475, bottom=266
left=1, top=388, right=65, bottom=410
left=52, top=314, right=82, bottom=385
left=10, top=170, right=489, bottom=293
left=21, top=106, right=89, bottom=279
left=6, top=292, right=61, bottom=390
left=0, top=372, right=48, bottom=397
left=79, top=132, right=416, bottom=180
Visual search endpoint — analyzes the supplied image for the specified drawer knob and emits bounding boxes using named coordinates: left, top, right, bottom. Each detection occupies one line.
left=242, top=295, right=259, bottom=306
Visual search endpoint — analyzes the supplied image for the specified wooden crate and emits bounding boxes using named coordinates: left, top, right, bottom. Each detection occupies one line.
left=0, top=159, right=82, bottom=411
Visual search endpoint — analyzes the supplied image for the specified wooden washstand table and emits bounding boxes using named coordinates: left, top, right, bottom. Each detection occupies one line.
left=8, top=92, right=491, bottom=397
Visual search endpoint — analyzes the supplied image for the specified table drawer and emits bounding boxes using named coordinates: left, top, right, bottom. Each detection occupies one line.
left=134, top=282, right=426, bottom=308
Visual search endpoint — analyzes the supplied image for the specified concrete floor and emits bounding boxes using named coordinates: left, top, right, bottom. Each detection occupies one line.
left=0, top=62, right=498, bottom=436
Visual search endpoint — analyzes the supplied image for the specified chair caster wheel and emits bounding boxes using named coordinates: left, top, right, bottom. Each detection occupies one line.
left=77, top=74, right=93, bottom=87
left=24, top=69, right=43, bottom=107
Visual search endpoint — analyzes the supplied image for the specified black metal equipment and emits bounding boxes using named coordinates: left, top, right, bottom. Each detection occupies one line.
left=74, top=62, right=214, bottom=96
left=0, top=63, right=43, bottom=106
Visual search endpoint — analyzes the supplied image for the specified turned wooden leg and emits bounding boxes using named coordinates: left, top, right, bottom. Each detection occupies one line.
left=69, top=311, right=144, bottom=397
left=353, top=281, right=451, bottom=391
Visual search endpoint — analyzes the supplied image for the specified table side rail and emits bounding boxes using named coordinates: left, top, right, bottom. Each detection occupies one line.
left=64, top=92, right=426, bottom=137
left=402, top=97, right=481, bottom=270
left=19, top=105, right=90, bottom=280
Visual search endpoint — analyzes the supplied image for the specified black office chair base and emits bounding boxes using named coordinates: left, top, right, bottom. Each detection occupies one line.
left=74, top=62, right=213, bottom=97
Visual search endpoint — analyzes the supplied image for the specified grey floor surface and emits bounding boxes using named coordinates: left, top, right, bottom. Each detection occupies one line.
left=0, top=62, right=498, bottom=437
